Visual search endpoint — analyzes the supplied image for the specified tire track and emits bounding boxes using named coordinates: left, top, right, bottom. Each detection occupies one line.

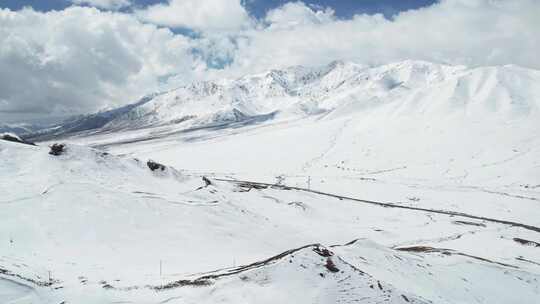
left=301, top=118, right=351, bottom=172
left=214, top=178, right=540, bottom=234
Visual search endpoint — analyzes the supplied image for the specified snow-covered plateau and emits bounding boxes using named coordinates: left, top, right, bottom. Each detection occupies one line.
left=1, top=60, right=540, bottom=303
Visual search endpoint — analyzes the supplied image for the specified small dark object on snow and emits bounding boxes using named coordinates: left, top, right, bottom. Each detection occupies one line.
left=288, top=201, right=307, bottom=211
left=396, top=246, right=438, bottom=253
left=49, top=144, right=65, bottom=156
left=202, top=176, right=212, bottom=186
left=102, top=283, right=114, bottom=289
left=313, top=246, right=333, bottom=257
left=325, top=258, right=339, bottom=273
left=154, top=278, right=211, bottom=290
left=236, top=182, right=269, bottom=192
left=452, top=220, right=486, bottom=227
left=147, top=160, right=166, bottom=171
left=513, top=237, right=540, bottom=247
left=1, top=134, right=36, bottom=146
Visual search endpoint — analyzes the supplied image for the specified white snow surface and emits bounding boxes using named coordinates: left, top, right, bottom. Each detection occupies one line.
left=2, top=60, right=540, bottom=303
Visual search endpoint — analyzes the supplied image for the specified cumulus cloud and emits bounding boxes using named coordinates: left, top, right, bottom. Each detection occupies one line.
left=265, top=2, right=335, bottom=29
left=70, top=0, right=131, bottom=10
left=0, top=7, right=199, bottom=120
left=217, top=0, right=540, bottom=78
left=136, top=0, right=251, bottom=32
left=0, top=0, right=539, bottom=122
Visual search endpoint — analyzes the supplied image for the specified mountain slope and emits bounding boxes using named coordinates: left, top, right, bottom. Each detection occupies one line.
left=35, top=60, right=540, bottom=235
left=1, top=140, right=539, bottom=303
left=25, top=60, right=540, bottom=142
left=3, top=60, right=540, bottom=303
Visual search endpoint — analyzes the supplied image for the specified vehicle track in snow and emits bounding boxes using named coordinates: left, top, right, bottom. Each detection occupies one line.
left=301, top=118, right=351, bottom=173
left=462, top=186, right=539, bottom=201
left=478, top=148, right=531, bottom=168
left=214, top=178, right=540, bottom=234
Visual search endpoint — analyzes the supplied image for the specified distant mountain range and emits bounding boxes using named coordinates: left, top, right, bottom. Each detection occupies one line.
left=16, top=60, right=540, bottom=141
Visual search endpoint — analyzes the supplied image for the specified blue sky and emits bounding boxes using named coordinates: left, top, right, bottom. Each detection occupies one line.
left=245, top=0, right=437, bottom=19
left=1, top=0, right=437, bottom=19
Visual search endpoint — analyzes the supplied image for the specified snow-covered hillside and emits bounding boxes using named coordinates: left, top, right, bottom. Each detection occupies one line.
left=98, top=60, right=540, bottom=128
left=60, top=60, right=540, bottom=209
left=1, top=140, right=539, bottom=303
left=25, top=60, right=540, bottom=142
left=0, top=123, right=41, bottom=136
left=2, top=60, right=540, bottom=303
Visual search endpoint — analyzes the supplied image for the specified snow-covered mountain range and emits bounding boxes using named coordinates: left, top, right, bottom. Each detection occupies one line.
left=24, top=60, right=540, bottom=141
left=0, top=123, right=41, bottom=136
left=2, top=60, right=540, bottom=303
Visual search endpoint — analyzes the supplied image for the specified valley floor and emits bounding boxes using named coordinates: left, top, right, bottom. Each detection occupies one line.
left=2, top=109, right=540, bottom=303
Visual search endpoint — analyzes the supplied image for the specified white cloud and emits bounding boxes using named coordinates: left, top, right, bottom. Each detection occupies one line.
left=213, top=0, right=540, bottom=78
left=136, top=0, right=251, bottom=32
left=0, top=7, right=199, bottom=119
left=265, top=2, right=335, bottom=29
left=70, top=0, right=131, bottom=10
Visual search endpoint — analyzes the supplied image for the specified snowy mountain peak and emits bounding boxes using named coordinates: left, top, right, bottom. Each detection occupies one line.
left=23, top=60, right=540, bottom=141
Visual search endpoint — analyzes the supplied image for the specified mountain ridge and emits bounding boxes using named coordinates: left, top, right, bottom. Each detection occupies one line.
left=22, top=60, right=540, bottom=141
